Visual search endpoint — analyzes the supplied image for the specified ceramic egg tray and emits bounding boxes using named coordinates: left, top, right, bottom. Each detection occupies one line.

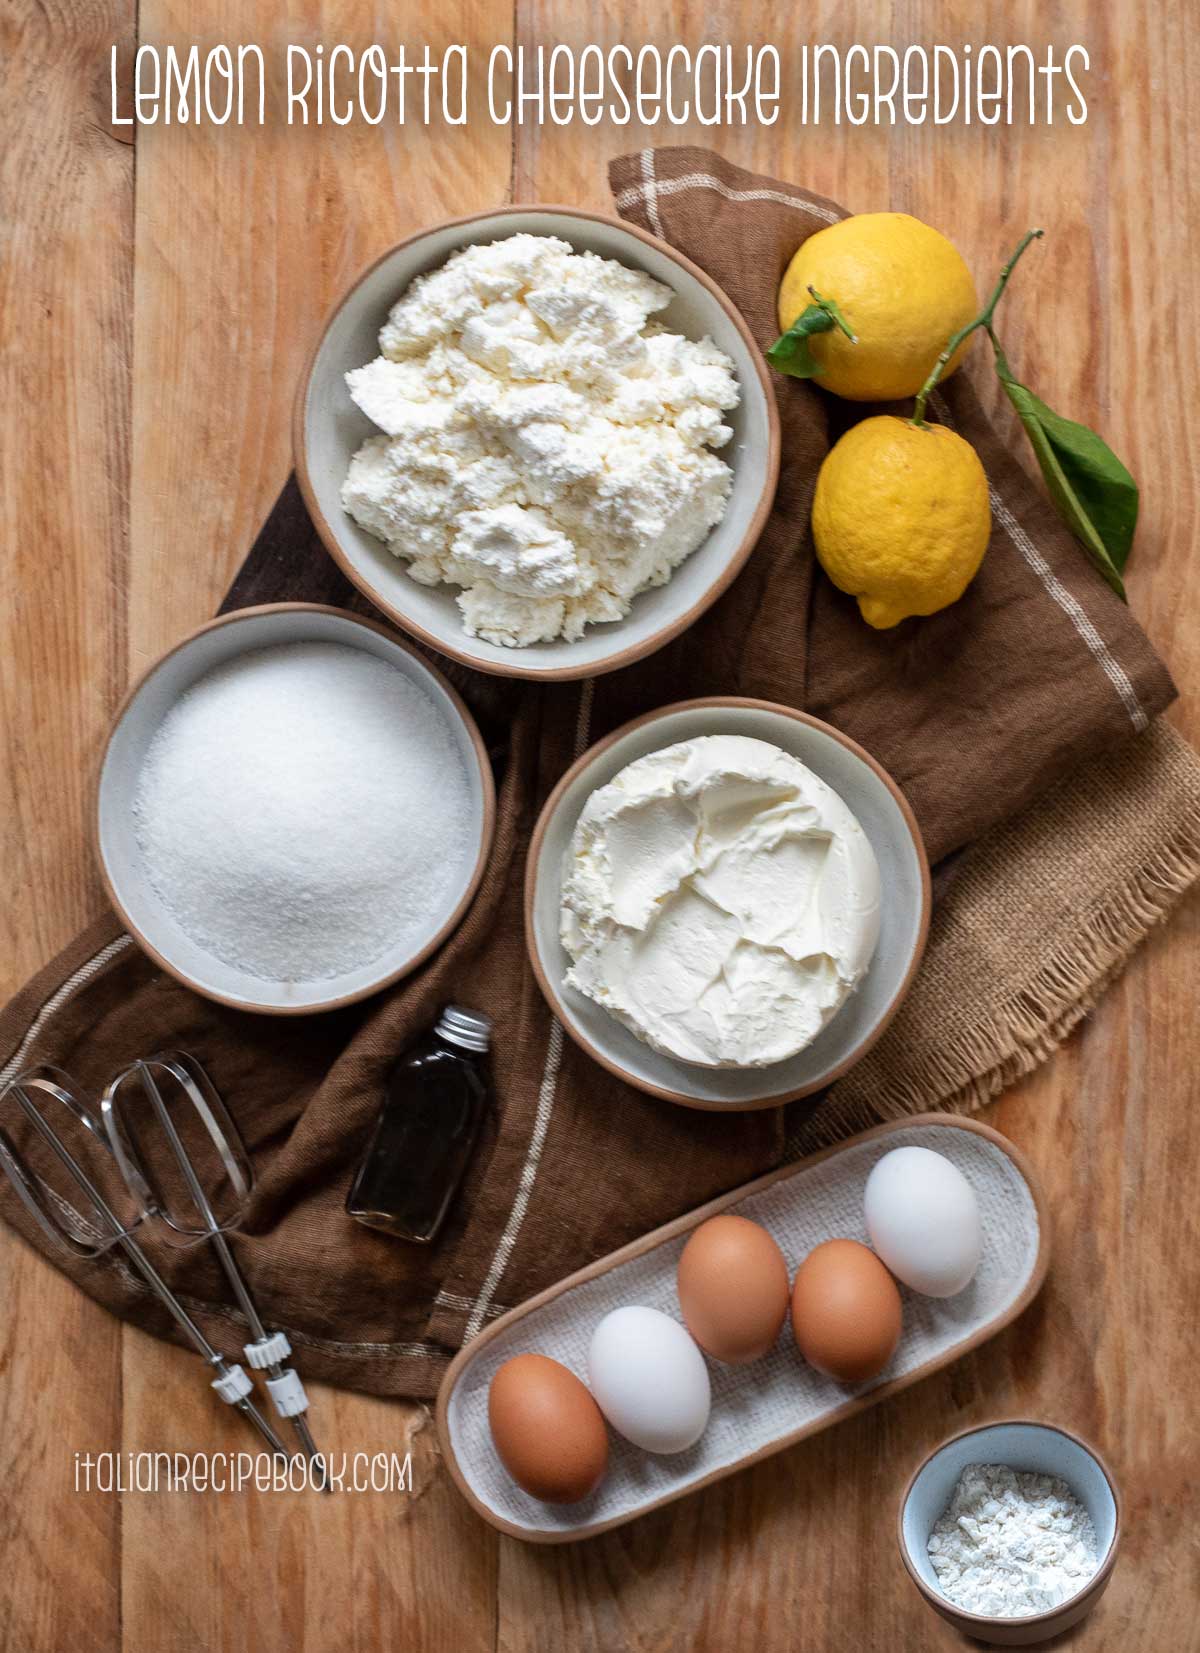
left=435, top=1115, right=1049, bottom=1543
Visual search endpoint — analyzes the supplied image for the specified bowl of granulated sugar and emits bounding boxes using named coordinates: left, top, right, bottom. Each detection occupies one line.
left=96, top=604, right=496, bottom=1013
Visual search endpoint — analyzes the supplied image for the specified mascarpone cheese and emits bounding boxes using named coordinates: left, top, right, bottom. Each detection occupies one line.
left=560, top=735, right=881, bottom=1068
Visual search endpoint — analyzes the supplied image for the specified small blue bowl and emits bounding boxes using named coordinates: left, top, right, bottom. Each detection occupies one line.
left=898, top=1420, right=1122, bottom=1646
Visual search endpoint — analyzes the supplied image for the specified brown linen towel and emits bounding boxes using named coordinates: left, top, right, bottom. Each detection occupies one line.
left=0, top=148, right=1194, bottom=1400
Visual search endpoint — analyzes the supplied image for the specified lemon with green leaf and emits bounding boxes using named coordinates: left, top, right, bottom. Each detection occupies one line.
left=773, top=213, right=978, bottom=401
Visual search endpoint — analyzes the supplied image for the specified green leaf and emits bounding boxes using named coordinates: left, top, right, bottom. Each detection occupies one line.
left=767, top=287, right=856, bottom=380
left=807, top=286, right=856, bottom=342
left=1021, top=390, right=1138, bottom=572
left=766, top=304, right=835, bottom=379
left=994, top=358, right=1138, bottom=600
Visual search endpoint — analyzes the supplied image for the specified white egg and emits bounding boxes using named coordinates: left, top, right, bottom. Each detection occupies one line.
left=587, top=1305, right=711, bottom=1453
left=863, top=1146, right=981, bottom=1297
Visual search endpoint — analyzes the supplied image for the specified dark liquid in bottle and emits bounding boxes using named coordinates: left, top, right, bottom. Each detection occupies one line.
left=346, top=1017, right=491, bottom=1244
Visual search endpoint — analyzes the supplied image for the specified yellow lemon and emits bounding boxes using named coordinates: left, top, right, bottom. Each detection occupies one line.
left=811, top=417, right=991, bottom=628
left=778, top=214, right=978, bottom=401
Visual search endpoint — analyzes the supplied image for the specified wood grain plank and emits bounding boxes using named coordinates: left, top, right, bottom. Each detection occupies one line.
left=0, top=6, right=133, bottom=979
left=116, top=1346, right=497, bottom=1653
left=0, top=4, right=133, bottom=1650
left=1100, top=0, right=1200, bottom=742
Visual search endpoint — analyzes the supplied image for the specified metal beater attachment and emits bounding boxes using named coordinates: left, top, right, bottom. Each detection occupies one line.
left=0, top=1066, right=293, bottom=1464
left=102, top=1053, right=327, bottom=1489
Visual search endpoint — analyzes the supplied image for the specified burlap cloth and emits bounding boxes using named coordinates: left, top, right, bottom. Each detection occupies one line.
left=3, top=149, right=1198, bottom=1399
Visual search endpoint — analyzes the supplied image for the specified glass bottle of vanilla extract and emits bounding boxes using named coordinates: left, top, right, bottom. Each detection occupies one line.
left=346, top=1006, right=492, bottom=1244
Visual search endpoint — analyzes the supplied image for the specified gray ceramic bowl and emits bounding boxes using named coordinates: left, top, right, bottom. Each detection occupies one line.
left=524, top=698, right=931, bottom=1109
left=293, top=206, right=780, bottom=682
left=899, top=1421, right=1122, bottom=1646
left=96, top=604, right=496, bottom=1014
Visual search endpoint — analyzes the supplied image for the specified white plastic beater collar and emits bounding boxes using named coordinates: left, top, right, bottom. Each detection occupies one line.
left=266, top=1369, right=310, bottom=1419
left=245, top=1330, right=291, bottom=1369
left=244, top=1330, right=311, bottom=1420
left=211, top=1364, right=253, bottom=1404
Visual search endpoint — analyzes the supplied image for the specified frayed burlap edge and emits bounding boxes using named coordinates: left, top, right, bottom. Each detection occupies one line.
left=788, top=723, right=1200, bottom=1157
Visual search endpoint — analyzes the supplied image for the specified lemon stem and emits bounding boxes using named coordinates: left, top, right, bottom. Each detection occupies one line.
left=910, top=228, right=1044, bottom=427
left=806, top=285, right=857, bottom=342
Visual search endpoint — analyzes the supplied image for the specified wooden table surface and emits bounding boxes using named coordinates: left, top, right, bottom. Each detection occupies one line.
left=2, top=3, right=1197, bottom=1648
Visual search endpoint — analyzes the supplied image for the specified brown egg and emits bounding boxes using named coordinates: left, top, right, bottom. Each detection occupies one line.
left=791, top=1238, right=902, bottom=1382
left=487, top=1353, right=608, bottom=1503
left=677, top=1213, right=791, bottom=1364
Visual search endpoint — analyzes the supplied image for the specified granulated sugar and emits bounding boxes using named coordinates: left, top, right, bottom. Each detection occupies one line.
left=133, top=642, right=473, bottom=982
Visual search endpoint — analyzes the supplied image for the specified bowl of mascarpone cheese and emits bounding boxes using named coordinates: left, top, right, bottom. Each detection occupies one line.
left=525, top=699, right=931, bottom=1109
left=294, top=208, right=779, bottom=680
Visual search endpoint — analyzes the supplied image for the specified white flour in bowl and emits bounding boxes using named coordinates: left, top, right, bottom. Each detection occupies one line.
left=341, top=234, right=740, bottom=648
left=927, top=1462, right=1099, bottom=1617
left=132, top=641, right=472, bottom=981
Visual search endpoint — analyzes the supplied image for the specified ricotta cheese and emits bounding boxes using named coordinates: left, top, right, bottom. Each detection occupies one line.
left=341, top=235, right=740, bottom=647
left=560, top=736, right=881, bottom=1068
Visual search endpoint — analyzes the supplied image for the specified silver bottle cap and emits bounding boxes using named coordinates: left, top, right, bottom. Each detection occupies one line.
left=435, top=1005, right=492, bottom=1054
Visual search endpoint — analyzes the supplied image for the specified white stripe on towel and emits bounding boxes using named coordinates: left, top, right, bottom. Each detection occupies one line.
left=639, top=147, right=664, bottom=237
left=462, top=678, right=595, bottom=1344
left=435, top=1289, right=508, bottom=1321
left=931, top=391, right=1147, bottom=731
left=0, top=934, right=134, bottom=1088
left=616, top=158, right=841, bottom=226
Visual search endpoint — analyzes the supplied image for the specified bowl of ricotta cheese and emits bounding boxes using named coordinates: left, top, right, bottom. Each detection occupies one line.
left=525, top=699, right=931, bottom=1109
left=295, top=208, right=779, bottom=681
